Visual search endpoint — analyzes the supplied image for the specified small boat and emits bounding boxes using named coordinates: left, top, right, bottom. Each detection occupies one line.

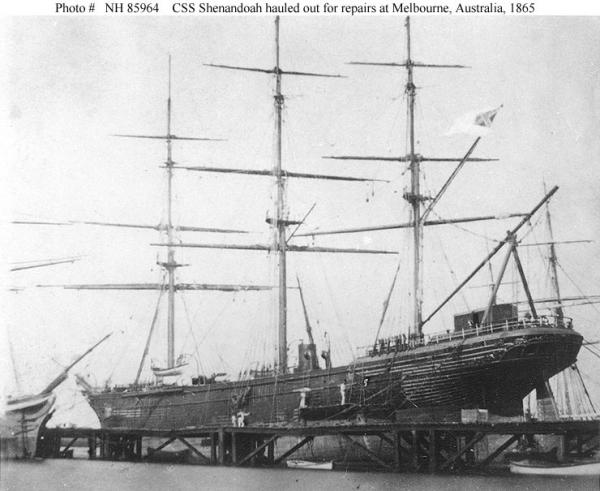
left=151, top=363, right=189, bottom=379
left=286, top=459, right=334, bottom=470
left=510, top=459, right=600, bottom=476
left=505, top=446, right=559, bottom=463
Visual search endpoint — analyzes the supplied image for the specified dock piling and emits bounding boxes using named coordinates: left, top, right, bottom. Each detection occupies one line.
left=38, top=418, right=599, bottom=473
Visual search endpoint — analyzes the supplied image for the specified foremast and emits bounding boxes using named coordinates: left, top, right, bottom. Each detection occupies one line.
left=98, top=57, right=252, bottom=372
left=164, top=55, right=178, bottom=367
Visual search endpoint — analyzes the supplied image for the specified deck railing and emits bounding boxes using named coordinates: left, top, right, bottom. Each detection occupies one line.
left=362, top=315, right=574, bottom=358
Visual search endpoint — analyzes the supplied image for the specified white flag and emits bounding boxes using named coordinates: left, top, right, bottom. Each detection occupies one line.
left=446, top=105, right=503, bottom=137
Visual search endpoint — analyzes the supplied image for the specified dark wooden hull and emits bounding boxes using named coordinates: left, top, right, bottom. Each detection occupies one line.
left=87, top=326, right=582, bottom=430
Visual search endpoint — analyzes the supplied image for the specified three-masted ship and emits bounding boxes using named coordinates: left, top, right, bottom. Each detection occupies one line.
left=78, top=17, right=582, bottom=430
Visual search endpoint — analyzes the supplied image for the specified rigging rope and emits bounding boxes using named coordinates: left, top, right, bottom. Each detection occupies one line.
left=316, top=252, right=354, bottom=361
left=556, top=260, right=600, bottom=318
left=523, top=218, right=549, bottom=299
left=134, top=276, right=166, bottom=384
left=573, top=364, right=597, bottom=413
left=374, top=261, right=401, bottom=345
left=583, top=344, right=600, bottom=361
left=430, top=210, right=500, bottom=243
left=180, top=292, right=206, bottom=376
left=439, top=233, right=470, bottom=312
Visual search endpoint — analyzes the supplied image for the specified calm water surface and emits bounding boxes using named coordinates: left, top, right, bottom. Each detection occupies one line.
left=2, top=459, right=599, bottom=491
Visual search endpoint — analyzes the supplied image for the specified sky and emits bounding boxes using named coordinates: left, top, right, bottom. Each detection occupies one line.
left=2, top=15, right=599, bottom=422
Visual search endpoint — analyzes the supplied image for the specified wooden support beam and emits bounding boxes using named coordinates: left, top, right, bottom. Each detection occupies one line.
left=88, top=436, right=96, bottom=459
left=136, top=437, right=142, bottom=460
left=147, top=436, right=176, bottom=455
left=61, top=437, right=79, bottom=454
left=211, top=433, right=217, bottom=464
left=101, top=432, right=109, bottom=459
left=377, top=431, right=411, bottom=470
left=218, top=429, right=225, bottom=465
left=374, top=432, right=394, bottom=447
left=54, top=435, right=61, bottom=457
left=575, top=433, right=582, bottom=454
left=237, top=435, right=279, bottom=466
left=476, top=434, right=521, bottom=468
left=411, top=430, right=419, bottom=471
left=124, top=436, right=135, bottom=460
left=395, top=436, right=412, bottom=459
left=440, top=432, right=485, bottom=471
left=397, top=431, right=412, bottom=448
left=568, top=432, right=598, bottom=454
left=178, top=437, right=210, bottom=463
left=267, top=440, right=275, bottom=464
left=438, top=448, right=452, bottom=464
left=231, top=432, right=237, bottom=465
left=428, top=429, right=437, bottom=474
left=340, top=434, right=394, bottom=471
left=418, top=432, right=430, bottom=455
left=274, top=436, right=314, bottom=464
left=393, top=432, right=401, bottom=471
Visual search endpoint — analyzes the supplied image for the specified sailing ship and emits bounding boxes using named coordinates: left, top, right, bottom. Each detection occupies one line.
left=1, top=335, right=110, bottom=458
left=56, top=16, right=583, bottom=432
left=1, top=392, right=56, bottom=459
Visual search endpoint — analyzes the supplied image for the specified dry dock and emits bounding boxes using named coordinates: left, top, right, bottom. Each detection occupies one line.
left=38, top=419, right=599, bottom=473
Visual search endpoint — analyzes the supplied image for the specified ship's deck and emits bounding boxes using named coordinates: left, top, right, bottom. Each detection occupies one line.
left=360, top=315, right=577, bottom=359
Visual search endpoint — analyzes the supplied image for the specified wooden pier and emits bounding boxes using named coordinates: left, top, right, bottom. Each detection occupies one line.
left=37, top=418, right=599, bottom=473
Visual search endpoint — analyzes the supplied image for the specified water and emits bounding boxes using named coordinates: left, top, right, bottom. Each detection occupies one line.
left=2, top=459, right=598, bottom=491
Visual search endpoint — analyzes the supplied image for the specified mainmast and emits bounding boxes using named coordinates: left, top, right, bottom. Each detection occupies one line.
left=274, top=17, right=288, bottom=373
left=196, top=17, right=353, bottom=375
left=168, top=17, right=397, bottom=375
left=404, top=17, right=423, bottom=338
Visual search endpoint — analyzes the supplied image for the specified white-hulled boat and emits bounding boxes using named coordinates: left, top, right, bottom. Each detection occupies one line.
left=0, top=393, right=56, bottom=459
left=510, top=459, right=600, bottom=476
left=286, top=459, right=334, bottom=470
left=1, top=334, right=111, bottom=459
